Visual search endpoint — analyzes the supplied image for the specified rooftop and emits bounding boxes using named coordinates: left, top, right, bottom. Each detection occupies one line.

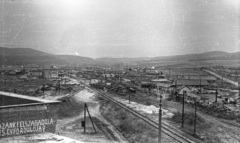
left=0, top=91, right=60, bottom=108
left=175, top=79, right=209, bottom=86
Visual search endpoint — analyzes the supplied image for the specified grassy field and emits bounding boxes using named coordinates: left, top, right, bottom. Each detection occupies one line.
left=104, top=87, right=240, bottom=143
left=99, top=96, right=176, bottom=143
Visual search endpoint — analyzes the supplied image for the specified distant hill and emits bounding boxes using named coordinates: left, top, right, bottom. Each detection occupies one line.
left=0, top=47, right=51, bottom=57
left=150, top=51, right=228, bottom=61
left=56, top=55, right=96, bottom=65
left=0, top=47, right=238, bottom=66
left=203, top=51, right=240, bottom=61
left=95, top=57, right=150, bottom=64
left=0, top=47, right=96, bottom=65
left=96, top=51, right=230, bottom=64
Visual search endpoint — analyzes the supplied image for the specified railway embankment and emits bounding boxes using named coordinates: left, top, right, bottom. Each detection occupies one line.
left=98, top=95, right=178, bottom=143
left=96, top=88, right=240, bottom=143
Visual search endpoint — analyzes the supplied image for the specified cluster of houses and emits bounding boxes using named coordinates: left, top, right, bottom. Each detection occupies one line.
left=0, top=65, right=80, bottom=81
left=0, top=65, right=81, bottom=95
left=79, top=67, right=240, bottom=111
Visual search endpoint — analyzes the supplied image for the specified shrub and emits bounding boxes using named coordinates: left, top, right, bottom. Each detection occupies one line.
left=171, top=111, right=205, bottom=126
left=100, top=99, right=158, bottom=143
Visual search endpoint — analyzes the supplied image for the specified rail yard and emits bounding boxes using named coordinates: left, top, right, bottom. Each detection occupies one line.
left=1, top=1, right=240, bottom=142
left=1, top=63, right=240, bottom=143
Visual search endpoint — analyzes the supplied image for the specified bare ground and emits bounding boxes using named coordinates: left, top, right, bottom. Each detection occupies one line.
left=55, top=88, right=128, bottom=143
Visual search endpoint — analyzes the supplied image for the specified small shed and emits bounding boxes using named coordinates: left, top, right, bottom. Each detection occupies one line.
left=8, top=71, right=17, bottom=75
left=90, top=79, right=100, bottom=84
left=177, top=86, right=192, bottom=95
left=20, top=74, right=28, bottom=79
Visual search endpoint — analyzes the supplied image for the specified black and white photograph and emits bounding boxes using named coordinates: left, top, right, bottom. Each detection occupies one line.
left=0, top=0, right=240, bottom=142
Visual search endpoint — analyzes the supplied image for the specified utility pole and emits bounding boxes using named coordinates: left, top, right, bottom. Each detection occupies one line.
left=168, top=69, right=170, bottom=77
left=199, top=74, right=201, bottom=94
left=237, top=69, right=240, bottom=99
left=4, top=79, right=6, bottom=91
left=222, top=75, right=223, bottom=87
left=104, top=69, right=107, bottom=85
left=129, top=86, right=131, bottom=104
left=175, top=79, right=178, bottom=101
left=84, top=103, right=86, bottom=132
left=158, top=94, right=162, bottom=143
left=42, top=84, right=45, bottom=94
left=83, top=103, right=96, bottom=133
left=194, top=98, right=197, bottom=136
left=58, top=80, right=60, bottom=94
left=182, top=91, right=186, bottom=128
left=215, top=89, right=218, bottom=103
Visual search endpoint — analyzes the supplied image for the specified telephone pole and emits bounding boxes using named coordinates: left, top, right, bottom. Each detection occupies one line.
left=237, top=69, right=239, bottom=99
left=194, top=98, right=197, bottom=136
left=4, top=79, right=6, bottom=91
left=215, top=89, right=218, bottom=103
left=128, top=87, right=131, bottom=104
left=222, top=75, right=223, bottom=87
left=168, top=69, right=170, bottom=77
left=182, top=91, right=186, bottom=128
left=82, top=103, right=96, bottom=133
left=199, top=74, right=201, bottom=94
left=158, top=95, right=162, bottom=143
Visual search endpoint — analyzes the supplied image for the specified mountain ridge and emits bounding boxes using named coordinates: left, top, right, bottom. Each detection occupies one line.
left=0, top=47, right=51, bottom=57
left=0, top=47, right=239, bottom=65
left=151, top=51, right=228, bottom=61
left=0, top=47, right=96, bottom=65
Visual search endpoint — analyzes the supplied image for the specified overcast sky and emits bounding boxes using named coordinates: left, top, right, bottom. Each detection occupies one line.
left=0, top=0, right=239, bottom=58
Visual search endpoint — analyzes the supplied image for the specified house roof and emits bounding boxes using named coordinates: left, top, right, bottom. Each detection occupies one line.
left=0, top=91, right=60, bottom=105
left=102, top=74, right=115, bottom=77
left=184, top=76, right=216, bottom=81
left=91, top=79, right=99, bottom=80
left=175, top=80, right=209, bottom=86
left=31, top=70, right=43, bottom=72
left=122, top=78, right=131, bottom=82
left=8, top=70, right=17, bottom=73
left=219, top=91, right=239, bottom=99
left=108, top=85, right=125, bottom=90
left=156, top=83, right=172, bottom=88
left=178, top=86, right=192, bottom=94
left=187, top=93, right=201, bottom=100
left=20, top=74, right=28, bottom=79
left=151, top=78, right=170, bottom=82
left=177, top=86, right=191, bottom=90
left=0, top=67, right=17, bottom=71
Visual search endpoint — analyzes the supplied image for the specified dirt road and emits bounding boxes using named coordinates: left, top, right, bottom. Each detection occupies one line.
left=56, top=88, right=128, bottom=143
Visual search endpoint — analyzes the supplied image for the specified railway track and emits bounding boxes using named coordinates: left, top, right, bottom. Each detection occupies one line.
left=56, top=87, right=84, bottom=100
left=87, top=87, right=198, bottom=143
left=66, top=77, right=192, bottom=142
